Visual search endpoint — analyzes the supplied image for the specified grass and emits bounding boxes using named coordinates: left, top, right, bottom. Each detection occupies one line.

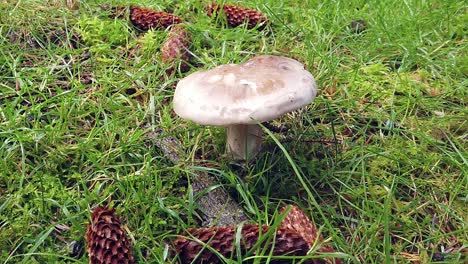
left=0, top=0, right=466, bottom=263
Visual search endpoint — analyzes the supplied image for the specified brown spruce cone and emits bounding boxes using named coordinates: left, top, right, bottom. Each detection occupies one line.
left=161, top=25, right=191, bottom=75
left=129, top=6, right=183, bottom=31
left=206, top=3, right=268, bottom=29
left=173, top=224, right=310, bottom=263
left=173, top=206, right=341, bottom=263
left=85, top=206, right=134, bottom=264
left=280, top=206, right=341, bottom=263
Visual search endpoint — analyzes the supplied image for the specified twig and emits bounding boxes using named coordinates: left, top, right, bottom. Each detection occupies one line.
left=146, top=129, right=247, bottom=226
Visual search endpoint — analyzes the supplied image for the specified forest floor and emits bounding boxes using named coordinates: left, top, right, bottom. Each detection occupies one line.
left=0, top=0, right=466, bottom=263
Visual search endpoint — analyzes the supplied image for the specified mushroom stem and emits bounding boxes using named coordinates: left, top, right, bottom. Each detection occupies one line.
left=226, top=124, right=263, bottom=160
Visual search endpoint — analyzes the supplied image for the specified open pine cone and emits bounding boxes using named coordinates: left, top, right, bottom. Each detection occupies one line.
left=85, top=206, right=134, bottom=264
left=206, top=3, right=268, bottom=29
left=161, top=24, right=191, bottom=75
left=173, top=205, right=340, bottom=263
left=129, top=6, right=183, bottom=31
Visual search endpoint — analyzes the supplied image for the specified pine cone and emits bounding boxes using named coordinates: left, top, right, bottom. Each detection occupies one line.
left=172, top=205, right=341, bottom=263
left=206, top=3, right=268, bottom=29
left=173, top=224, right=310, bottom=263
left=161, top=25, right=191, bottom=75
left=85, top=206, right=134, bottom=264
left=129, top=6, right=183, bottom=31
left=280, top=206, right=321, bottom=248
left=280, top=206, right=341, bottom=263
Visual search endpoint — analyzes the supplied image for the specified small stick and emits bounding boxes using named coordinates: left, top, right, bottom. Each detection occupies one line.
left=146, top=129, right=247, bottom=226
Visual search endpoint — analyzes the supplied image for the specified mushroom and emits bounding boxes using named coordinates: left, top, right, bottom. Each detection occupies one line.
left=173, top=55, right=317, bottom=160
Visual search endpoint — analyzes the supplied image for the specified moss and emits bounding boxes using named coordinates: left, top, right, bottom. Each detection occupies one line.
left=75, top=16, right=128, bottom=46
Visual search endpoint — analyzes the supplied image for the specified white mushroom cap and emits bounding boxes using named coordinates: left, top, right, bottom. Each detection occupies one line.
left=173, top=55, right=317, bottom=126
